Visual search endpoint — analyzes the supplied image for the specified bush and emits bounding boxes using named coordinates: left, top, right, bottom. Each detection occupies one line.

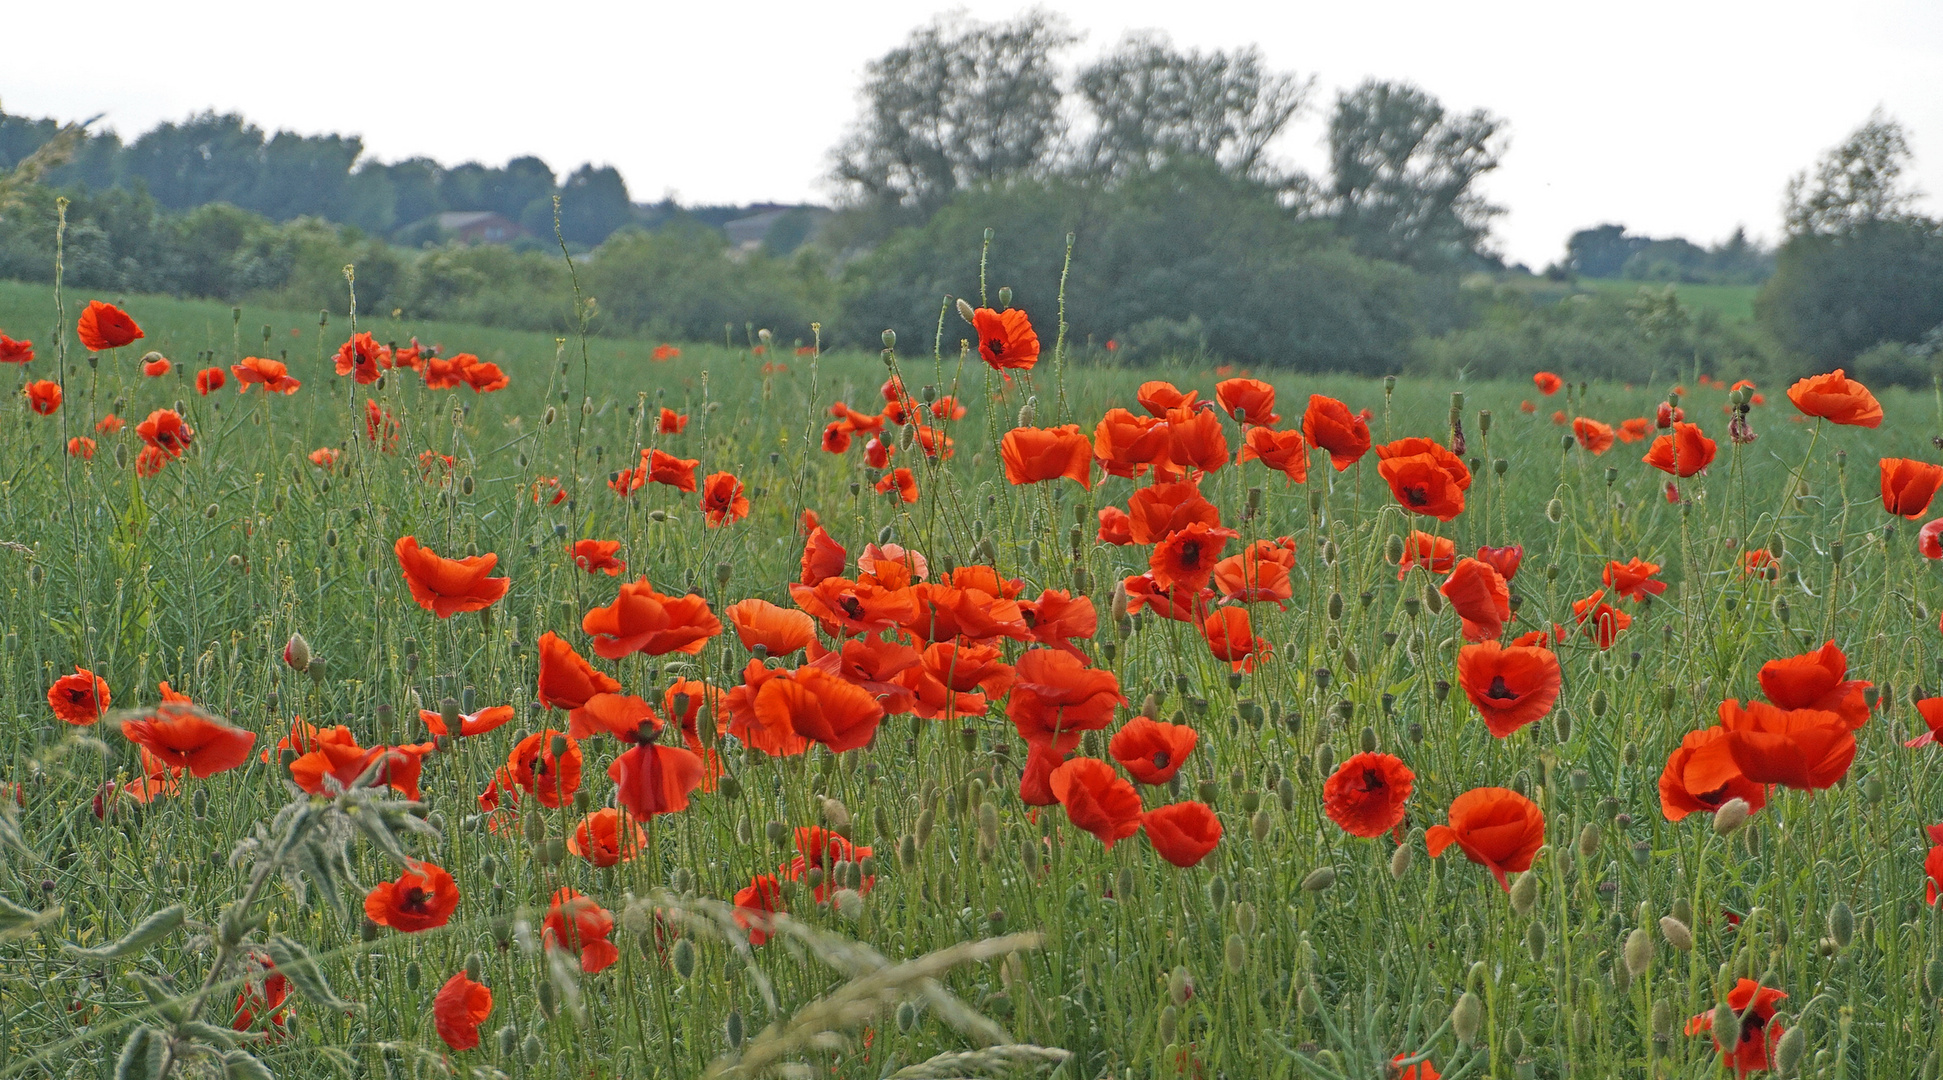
left=1757, top=220, right=1943, bottom=365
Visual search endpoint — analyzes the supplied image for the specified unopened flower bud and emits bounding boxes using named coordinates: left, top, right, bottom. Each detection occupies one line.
left=283, top=632, right=311, bottom=671
left=1712, top=798, right=1751, bottom=836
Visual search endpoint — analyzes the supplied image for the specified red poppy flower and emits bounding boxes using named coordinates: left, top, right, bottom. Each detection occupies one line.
left=1007, top=649, right=1127, bottom=753
left=1643, top=422, right=1717, bottom=477
left=769, top=666, right=890, bottom=751
left=1210, top=540, right=1295, bottom=607
left=24, top=380, right=60, bottom=415
left=1532, top=371, right=1562, bottom=395
left=230, top=952, right=290, bottom=1034
left=1302, top=395, right=1371, bottom=470
left=0, top=332, right=31, bottom=364
left=1572, top=417, right=1614, bottom=454
left=1323, top=752, right=1415, bottom=838
left=973, top=306, right=1040, bottom=371
left=1398, top=531, right=1456, bottom=579
left=796, top=523, right=848, bottom=585
left=1717, top=699, right=1855, bottom=790
left=1571, top=590, right=1633, bottom=649
left=1617, top=417, right=1650, bottom=442
left=67, top=436, right=96, bottom=459
left=331, top=333, right=382, bottom=383
left=581, top=579, right=721, bottom=659
left=506, top=730, right=583, bottom=807
left=700, top=471, right=751, bottom=526
left=139, top=355, right=170, bottom=377
left=134, top=445, right=171, bottom=478
left=49, top=666, right=110, bottom=725
left=1020, top=589, right=1097, bottom=655
left=1456, top=641, right=1560, bottom=737
left=1215, top=378, right=1278, bottom=425
left=1108, top=717, right=1197, bottom=784
left=652, top=343, right=680, bottom=361
left=1202, top=606, right=1268, bottom=672
left=875, top=466, right=920, bottom=502
left=1002, top=424, right=1093, bottom=488
left=136, top=409, right=193, bottom=459
left=1909, top=698, right=1943, bottom=747
left=1093, top=408, right=1173, bottom=478
left=1126, top=479, right=1221, bottom=544
left=1787, top=369, right=1881, bottom=427
left=1658, top=726, right=1767, bottom=821
left=1602, top=557, right=1666, bottom=601
left=723, top=598, right=816, bottom=656
left=543, top=887, right=619, bottom=973
left=1686, top=979, right=1787, bottom=1075
left=364, top=861, right=460, bottom=932
left=1136, top=380, right=1197, bottom=416
left=535, top=633, right=622, bottom=728
left=1758, top=640, right=1871, bottom=729
left=433, top=972, right=493, bottom=1051
left=1097, top=506, right=1134, bottom=545
left=416, top=703, right=513, bottom=739
left=1164, top=404, right=1230, bottom=473
left=733, top=874, right=785, bottom=945
left=1475, top=544, right=1522, bottom=581
left=1142, top=801, right=1222, bottom=867
left=894, top=640, right=1013, bottom=719
left=1921, top=519, right=1943, bottom=559
left=1237, top=426, right=1309, bottom=482
left=790, top=576, right=920, bottom=637
left=394, top=536, right=509, bottom=617
left=77, top=301, right=142, bottom=352
left=230, top=355, right=301, bottom=394
left=806, top=634, right=920, bottom=715
left=1049, top=757, right=1143, bottom=848
left=913, top=424, right=955, bottom=458
left=1881, top=457, right=1943, bottom=518
left=787, top=827, right=876, bottom=902
left=1441, top=558, right=1510, bottom=642
left=454, top=354, right=508, bottom=392
left=608, top=743, right=706, bottom=821
left=1391, top=1056, right=1440, bottom=1080
left=564, top=539, right=624, bottom=577
left=1122, top=572, right=1216, bottom=623
left=1926, top=825, right=1943, bottom=902
left=1424, top=787, right=1545, bottom=889
left=653, top=406, right=688, bottom=435
left=119, top=704, right=255, bottom=778
left=1377, top=445, right=1469, bottom=521
left=1149, top=522, right=1239, bottom=592
left=636, top=448, right=696, bottom=492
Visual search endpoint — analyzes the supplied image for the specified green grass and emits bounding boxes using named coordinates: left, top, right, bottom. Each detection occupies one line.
left=1577, top=278, right=1761, bottom=324
left=0, top=276, right=1937, bottom=1079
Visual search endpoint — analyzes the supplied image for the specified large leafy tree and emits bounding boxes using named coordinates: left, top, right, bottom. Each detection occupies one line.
left=1327, top=80, right=1505, bottom=271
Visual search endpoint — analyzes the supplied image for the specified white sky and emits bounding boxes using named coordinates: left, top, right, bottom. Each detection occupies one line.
left=5, top=0, right=1939, bottom=268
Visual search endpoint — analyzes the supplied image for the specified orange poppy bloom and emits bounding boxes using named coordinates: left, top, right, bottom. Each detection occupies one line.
left=134, top=445, right=172, bottom=478
left=1391, top=1056, right=1441, bottom=1080
left=1572, top=417, right=1614, bottom=454
left=1202, top=607, right=1267, bottom=672
left=874, top=466, right=920, bottom=503
left=1758, top=640, right=1870, bottom=730
left=1149, top=521, right=1238, bottom=592
left=1717, top=699, right=1855, bottom=790
left=929, top=394, right=967, bottom=420
left=24, top=380, right=60, bottom=415
left=230, top=355, right=301, bottom=394
left=806, top=634, right=920, bottom=715
left=864, top=434, right=893, bottom=469
left=433, top=972, right=493, bottom=1052
left=1323, top=751, right=1415, bottom=838
left=306, top=448, right=340, bottom=470
left=1093, top=408, right=1173, bottom=478
left=1215, top=377, right=1278, bottom=425
left=1097, top=506, right=1133, bottom=545
left=1127, top=479, right=1221, bottom=544
left=608, top=743, right=706, bottom=821
left=800, top=525, right=848, bottom=585
left=641, top=449, right=698, bottom=492
left=455, top=355, right=508, bottom=392
left=788, top=826, right=876, bottom=902
left=67, top=436, right=95, bottom=459
left=136, top=409, right=193, bottom=458
left=1687, top=979, right=1788, bottom=1074
left=1377, top=438, right=1470, bottom=520
left=1551, top=410, right=1568, bottom=425
left=581, top=578, right=722, bottom=659
left=1164, top=405, right=1230, bottom=473
left=733, top=874, right=785, bottom=945
left=652, top=343, right=680, bottom=361
left=569, top=539, right=626, bottom=576
left=789, top=576, right=919, bottom=637
left=1787, top=369, right=1881, bottom=427
left=1658, top=726, right=1767, bottom=821
left=1302, top=395, right=1371, bottom=470
left=1136, top=380, right=1197, bottom=417
left=857, top=541, right=927, bottom=587
left=535, top=631, right=622, bottom=717
left=1398, top=530, right=1456, bottom=579
left=657, top=406, right=688, bottom=434
left=1109, top=717, right=1197, bottom=784
left=1006, top=648, right=1126, bottom=752
left=1475, top=544, right=1522, bottom=581
left=895, top=640, right=1014, bottom=719
left=559, top=691, right=659, bottom=743
left=973, top=306, right=1039, bottom=371
left=1616, top=417, right=1650, bottom=443
left=417, top=704, right=513, bottom=739
left=1571, top=590, right=1632, bottom=649
left=77, top=301, right=142, bottom=351
left=1049, top=757, right=1143, bottom=848
left=755, top=666, right=884, bottom=752
left=230, top=952, right=289, bottom=1034
left=1909, top=698, right=1943, bottom=747
left=505, top=730, right=582, bottom=807
left=141, top=356, right=171, bottom=377
left=334, top=333, right=384, bottom=383
left=725, top=598, right=816, bottom=656
left=49, top=666, right=110, bottom=725
left=119, top=704, right=255, bottom=778
left=1237, top=426, right=1309, bottom=482
left=1122, top=572, right=1216, bottom=623
left=1021, top=588, right=1098, bottom=654
left=1602, top=557, right=1665, bottom=601
left=1881, top=458, right=1943, bottom=518
left=543, top=887, right=618, bottom=973
left=1441, top=558, right=1509, bottom=642
left=0, top=332, right=31, bottom=363
left=1532, top=371, right=1562, bottom=395
left=1142, top=801, right=1222, bottom=867
left=364, top=861, right=460, bottom=932
left=723, top=660, right=808, bottom=757
left=913, top=424, right=955, bottom=459
left=819, top=422, right=851, bottom=453
left=394, top=536, right=509, bottom=618
left=1001, top=424, right=1094, bottom=489
left=1456, top=641, right=1561, bottom=737
left=1424, top=787, right=1544, bottom=889
left=1642, top=422, right=1716, bottom=477
left=700, top=471, right=750, bottom=525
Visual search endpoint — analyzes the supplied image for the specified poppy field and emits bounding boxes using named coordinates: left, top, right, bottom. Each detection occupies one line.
left=4, top=266, right=1943, bottom=1080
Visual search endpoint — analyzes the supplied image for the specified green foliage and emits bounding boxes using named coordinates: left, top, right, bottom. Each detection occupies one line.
left=583, top=222, right=835, bottom=344
left=1757, top=220, right=1943, bottom=365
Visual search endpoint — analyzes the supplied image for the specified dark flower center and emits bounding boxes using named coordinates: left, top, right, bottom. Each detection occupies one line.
left=1180, top=541, right=1202, bottom=564
left=1152, top=751, right=1170, bottom=770
left=1404, top=485, right=1429, bottom=506
left=403, top=886, right=431, bottom=913
left=840, top=596, right=865, bottom=618
left=1362, top=768, right=1385, bottom=792
left=1486, top=676, right=1518, bottom=701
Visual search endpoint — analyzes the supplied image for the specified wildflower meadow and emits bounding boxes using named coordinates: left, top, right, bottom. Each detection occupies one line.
left=3, top=229, right=1943, bottom=1080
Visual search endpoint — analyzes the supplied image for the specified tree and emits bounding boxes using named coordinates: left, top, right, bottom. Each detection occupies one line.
left=1327, top=80, right=1505, bottom=271
left=1075, top=33, right=1311, bottom=181
left=558, top=164, right=632, bottom=246
left=830, top=12, right=1075, bottom=219
left=1565, top=224, right=1646, bottom=278
left=1757, top=220, right=1943, bottom=363
left=1784, top=111, right=1920, bottom=236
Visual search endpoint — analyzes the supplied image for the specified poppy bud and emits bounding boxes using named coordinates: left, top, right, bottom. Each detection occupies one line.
left=1577, top=823, right=1601, bottom=858
left=1158, top=1004, right=1180, bottom=1043
left=1623, top=928, right=1652, bottom=976
left=1224, top=932, right=1246, bottom=973
left=1509, top=871, right=1538, bottom=915
left=1546, top=498, right=1564, bottom=523
left=1452, top=991, right=1483, bottom=1046
left=1659, top=916, right=1693, bottom=952
left=1553, top=710, right=1572, bottom=743
left=283, top=632, right=311, bottom=671
left=496, top=1025, right=517, bottom=1058
left=1300, top=866, right=1336, bottom=892
left=1828, top=901, right=1854, bottom=949
left=1166, top=965, right=1193, bottom=1006
left=522, top=1032, right=544, bottom=1065
left=956, top=298, right=977, bottom=325
left=1389, top=843, right=1413, bottom=880
left=306, top=657, right=326, bottom=683
left=1711, top=797, right=1751, bottom=836
left=1710, top=1001, right=1741, bottom=1052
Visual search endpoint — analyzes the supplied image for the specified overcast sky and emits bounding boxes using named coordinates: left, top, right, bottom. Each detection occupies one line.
left=6, top=0, right=1939, bottom=268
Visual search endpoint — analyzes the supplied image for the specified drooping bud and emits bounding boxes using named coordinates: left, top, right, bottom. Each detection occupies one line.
left=956, top=298, right=977, bottom=325
left=283, top=632, right=311, bottom=671
left=1712, top=798, right=1751, bottom=836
